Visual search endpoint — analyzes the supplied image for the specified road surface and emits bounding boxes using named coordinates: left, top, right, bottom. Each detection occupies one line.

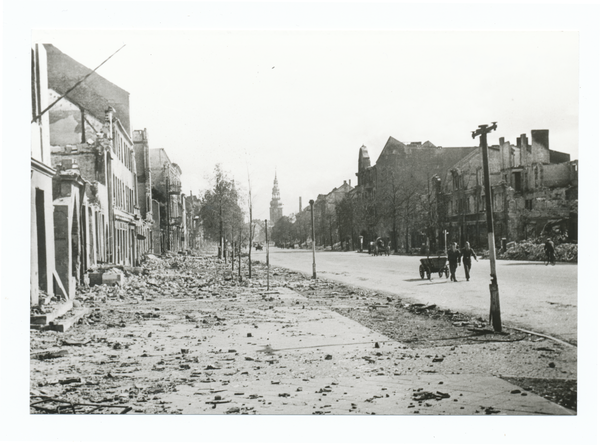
left=254, top=248, right=577, bottom=344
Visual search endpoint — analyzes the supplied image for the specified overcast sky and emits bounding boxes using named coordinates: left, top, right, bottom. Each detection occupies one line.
left=33, top=29, right=579, bottom=221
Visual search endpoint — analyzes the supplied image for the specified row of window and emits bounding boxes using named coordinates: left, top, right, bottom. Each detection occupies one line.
left=112, top=174, right=137, bottom=214
left=447, top=191, right=508, bottom=216
left=113, top=129, right=134, bottom=171
left=114, top=227, right=132, bottom=265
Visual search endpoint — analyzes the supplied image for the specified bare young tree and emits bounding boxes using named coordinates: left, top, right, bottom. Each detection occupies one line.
left=199, top=164, right=244, bottom=258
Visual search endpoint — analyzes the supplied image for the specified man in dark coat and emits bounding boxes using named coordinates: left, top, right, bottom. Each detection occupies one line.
left=461, top=241, right=478, bottom=281
left=447, top=242, right=461, bottom=282
left=544, top=238, right=555, bottom=265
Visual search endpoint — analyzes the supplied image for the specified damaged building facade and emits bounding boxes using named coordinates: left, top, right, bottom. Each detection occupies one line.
left=352, top=131, right=577, bottom=253
left=46, top=43, right=145, bottom=278
left=133, top=128, right=155, bottom=256
left=30, top=44, right=198, bottom=305
left=436, top=130, right=577, bottom=249
left=150, top=148, right=188, bottom=254
left=313, top=180, right=354, bottom=248
left=31, top=44, right=57, bottom=305
left=354, top=137, right=477, bottom=252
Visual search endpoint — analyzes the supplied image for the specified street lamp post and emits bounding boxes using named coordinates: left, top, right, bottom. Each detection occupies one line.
left=472, top=122, right=502, bottom=332
left=265, top=219, right=270, bottom=291
left=443, top=229, right=448, bottom=254
left=309, top=200, right=317, bottom=279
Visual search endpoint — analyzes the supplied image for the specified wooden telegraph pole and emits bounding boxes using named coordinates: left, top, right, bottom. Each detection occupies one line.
left=248, top=206, right=252, bottom=278
left=265, top=219, right=270, bottom=291
left=471, top=122, right=502, bottom=332
left=239, top=226, right=242, bottom=280
left=309, top=200, right=317, bottom=279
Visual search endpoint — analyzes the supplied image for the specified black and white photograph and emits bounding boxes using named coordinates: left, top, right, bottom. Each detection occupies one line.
left=2, top=1, right=599, bottom=444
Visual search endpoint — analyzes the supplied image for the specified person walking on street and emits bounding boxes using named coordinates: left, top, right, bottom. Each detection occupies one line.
left=447, top=242, right=461, bottom=282
left=461, top=241, right=478, bottom=281
left=544, top=238, right=556, bottom=265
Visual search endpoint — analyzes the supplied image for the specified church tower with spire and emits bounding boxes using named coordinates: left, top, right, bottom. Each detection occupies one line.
left=269, top=173, right=283, bottom=224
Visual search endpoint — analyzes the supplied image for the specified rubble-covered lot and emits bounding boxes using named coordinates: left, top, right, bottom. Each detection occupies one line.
left=30, top=253, right=576, bottom=414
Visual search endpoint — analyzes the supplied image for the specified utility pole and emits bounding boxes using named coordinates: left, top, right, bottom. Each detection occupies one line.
left=309, top=200, right=317, bottom=279
left=239, top=226, right=242, bottom=280
left=443, top=229, right=448, bottom=254
left=248, top=207, right=252, bottom=278
left=231, top=225, right=235, bottom=272
left=265, top=219, right=270, bottom=291
left=472, top=122, right=502, bottom=332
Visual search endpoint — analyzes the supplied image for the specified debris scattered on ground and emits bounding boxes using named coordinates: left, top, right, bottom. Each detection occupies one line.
left=495, top=241, right=577, bottom=263
left=29, top=251, right=577, bottom=414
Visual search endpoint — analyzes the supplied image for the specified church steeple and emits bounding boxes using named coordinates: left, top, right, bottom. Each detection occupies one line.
left=270, top=172, right=283, bottom=223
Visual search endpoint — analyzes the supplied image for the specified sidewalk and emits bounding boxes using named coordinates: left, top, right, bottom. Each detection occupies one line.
left=156, top=287, right=573, bottom=415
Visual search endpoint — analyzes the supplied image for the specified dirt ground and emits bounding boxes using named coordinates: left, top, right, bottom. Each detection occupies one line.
left=30, top=252, right=576, bottom=414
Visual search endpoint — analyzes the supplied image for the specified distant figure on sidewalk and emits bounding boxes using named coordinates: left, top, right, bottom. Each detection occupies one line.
left=544, top=238, right=556, bottom=265
left=447, top=242, right=461, bottom=282
left=461, top=241, right=478, bottom=281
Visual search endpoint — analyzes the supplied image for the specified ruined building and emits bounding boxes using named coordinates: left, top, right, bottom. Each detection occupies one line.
left=313, top=180, right=354, bottom=247
left=133, top=129, right=155, bottom=255
left=355, top=137, right=478, bottom=251
left=44, top=44, right=147, bottom=296
left=269, top=173, right=283, bottom=224
left=352, top=131, right=577, bottom=253
left=436, top=130, right=577, bottom=249
left=31, top=43, right=58, bottom=305
left=150, top=148, right=188, bottom=253
left=31, top=44, right=198, bottom=305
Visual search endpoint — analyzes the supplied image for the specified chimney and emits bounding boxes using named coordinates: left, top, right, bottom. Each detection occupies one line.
left=518, top=134, right=529, bottom=152
left=349, top=179, right=351, bottom=187
left=499, top=137, right=505, bottom=145
left=104, top=107, right=115, bottom=139
left=531, top=129, right=550, bottom=163
left=299, top=197, right=302, bottom=213
left=531, top=129, right=549, bottom=151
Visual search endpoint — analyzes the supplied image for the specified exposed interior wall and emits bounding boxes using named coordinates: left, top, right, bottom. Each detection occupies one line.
left=48, top=90, right=104, bottom=147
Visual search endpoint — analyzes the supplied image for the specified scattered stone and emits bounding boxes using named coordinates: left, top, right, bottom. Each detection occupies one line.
left=59, top=377, right=81, bottom=385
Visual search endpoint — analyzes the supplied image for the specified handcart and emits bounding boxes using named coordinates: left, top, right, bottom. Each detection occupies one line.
left=419, top=256, right=449, bottom=280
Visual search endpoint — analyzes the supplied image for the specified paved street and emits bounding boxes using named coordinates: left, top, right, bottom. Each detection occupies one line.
left=255, top=248, right=578, bottom=344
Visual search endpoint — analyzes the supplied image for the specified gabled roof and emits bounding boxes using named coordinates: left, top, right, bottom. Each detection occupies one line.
left=44, top=44, right=131, bottom=133
left=377, top=136, right=407, bottom=161
left=374, top=135, right=478, bottom=180
left=424, top=146, right=480, bottom=178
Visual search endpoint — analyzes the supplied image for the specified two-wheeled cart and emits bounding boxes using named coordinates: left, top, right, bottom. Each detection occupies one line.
left=419, top=256, right=449, bottom=280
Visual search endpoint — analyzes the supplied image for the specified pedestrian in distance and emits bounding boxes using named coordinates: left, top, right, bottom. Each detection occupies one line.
left=461, top=241, right=478, bottom=281
left=447, top=242, right=461, bottom=282
left=544, top=238, right=556, bottom=265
